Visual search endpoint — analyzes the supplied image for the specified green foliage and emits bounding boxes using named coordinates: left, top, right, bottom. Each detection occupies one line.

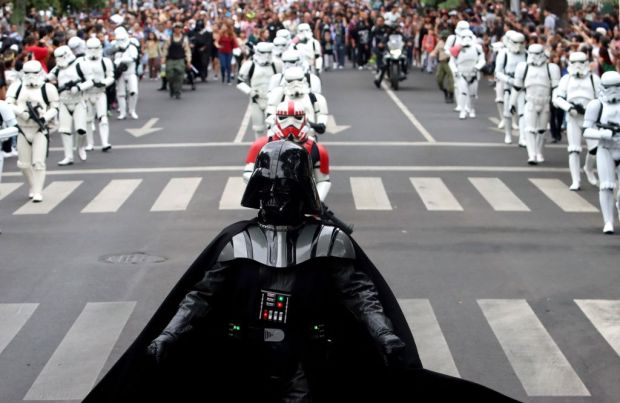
left=438, top=0, right=460, bottom=10
left=600, top=0, right=617, bottom=15
left=19, top=0, right=106, bottom=15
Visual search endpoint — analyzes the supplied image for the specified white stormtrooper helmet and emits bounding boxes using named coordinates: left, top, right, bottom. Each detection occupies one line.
left=567, top=52, right=590, bottom=79
left=505, top=30, right=525, bottom=54
left=600, top=71, right=620, bottom=104
left=296, top=23, right=312, bottom=43
left=114, top=26, right=129, bottom=49
left=455, top=20, right=470, bottom=36
left=458, top=29, right=475, bottom=47
left=527, top=44, right=547, bottom=66
left=54, top=45, right=76, bottom=69
left=86, top=37, right=103, bottom=61
left=22, top=60, right=45, bottom=88
left=68, top=36, right=86, bottom=56
left=253, top=42, right=273, bottom=66
left=281, top=49, right=303, bottom=71
left=283, top=66, right=309, bottom=98
left=273, top=37, right=288, bottom=57
left=276, top=29, right=291, bottom=42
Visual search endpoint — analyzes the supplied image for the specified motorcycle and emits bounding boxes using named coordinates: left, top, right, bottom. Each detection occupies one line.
left=384, top=34, right=407, bottom=90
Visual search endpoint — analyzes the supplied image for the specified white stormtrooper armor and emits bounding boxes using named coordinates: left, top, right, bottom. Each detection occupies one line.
left=6, top=61, right=59, bottom=203
left=445, top=20, right=470, bottom=113
left=293, top=23, right=323, bottom=75
left=583, top=71, right=620, bottom=233
left=449, top=30, right=485, bottom=119
left=265, top=67, right=328, bottom=138
left=511, top=44, right=561, bottom=164
left=491, top=40, right=505, bottom=128
left=268, top=49, right=321, bottom=94
left=113, top=27, right=139, bottom=120
left=553, top=52, right=601, bottom=190
left=272, top=36, right=289, bottom=63
left=47, top=45, right=89, bottom=166
left=68, top=36, right=87, bottom=57
left=276, top=29, right=292, bottom=43
left=80, top=38, right=115, bottom=151
left=495, top=31, right=526, bottom=144
left=237, top=42, right=282, bottom=138
left=0, top=101, right=17, bottom=234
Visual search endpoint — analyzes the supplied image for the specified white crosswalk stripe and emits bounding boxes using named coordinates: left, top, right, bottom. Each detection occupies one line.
left=350, top=177, right=392, bottom=210
left=13, top=181, right=82, bottom=215
left=410, top=177, right=463, bottom=211
left=23, top=302, right=136, bottom=401
left=151, top=177, right=202, bottom=212
left=478, top=299, right=589, bottom=397
left=219, top=177, right=249, bottom=210
left=576, top=299, right=620, bottom=357
left=0, top=303, right=38, bottom=356
left=0, top=182, right=22, bottom=201
left=398, top=299, right=460, bottom=377
left=469, top=177, right=530, bottom=211
left=82, top=179, right=142, bottom=213
left=530, top=178, right=598, bottom=212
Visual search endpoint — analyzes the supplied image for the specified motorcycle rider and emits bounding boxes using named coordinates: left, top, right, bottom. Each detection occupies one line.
left=495, top=30, right=526, bottom=144
left=583, top=71, right=620, bottom=234
left=511, top=44, right=561, bottom=165
left=112, top=26, right=139, bottom=119
left=450, top=29, right=486, bottom=119
left=371, top=16, right=392, bottom=88
left=6, top=60, right=60, bottom=203
left=237, top=42, right=282, bottom=138
left=243, top=100, right=331, bottom=201
left=553, top=51, right=601, bottom=190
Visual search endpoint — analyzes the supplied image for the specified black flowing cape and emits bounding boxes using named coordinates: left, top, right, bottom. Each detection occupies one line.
left=83, top=219, right=520, bottom=402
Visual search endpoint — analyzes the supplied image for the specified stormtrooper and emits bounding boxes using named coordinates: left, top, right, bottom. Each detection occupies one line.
left=494, top=30, right=526, bottom=144
left=449, top=29, right=485, bottom=119
left=237, top=42, right=282, bottom=138
left=80, top=37, right=115, bottom=152
left=47, top=45, right=89, bottom=166
left=112, top=26, right=139, bottom=120
left=265, top=67, right=328, bottom=139
left=272, top=36, right=289, bottom=64
left=583, top=71, right=620, bottom=234
left=490, top=40, right=505, bottom=128
left=67, top=36, right=87, bottom=58
left=276, top=28, right=292, bottom=44
left=243, top=100, right=331, bottom=201
left=6, top=60, right=59, bottom=202
left=511, top=44, right=561, bottom=165
left=0, top=101, right=18, bottom=234
left=293, top=23, right=323, bottom=76
left=268, top=49, right=322, bottom=95
left=444, top=20, right=470, bottom=113
left=553, top=52, right=601, bottom=190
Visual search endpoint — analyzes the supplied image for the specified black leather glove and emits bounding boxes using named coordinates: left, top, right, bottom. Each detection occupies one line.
left=146, top=334, right=175, bottom=365
left=310, top=122, right=326, bottom=134
left=573, top=103, right=586, bottom=115
left=251, top=94, right=259, bottom=103
left=378, top=332, right=406, bottom=368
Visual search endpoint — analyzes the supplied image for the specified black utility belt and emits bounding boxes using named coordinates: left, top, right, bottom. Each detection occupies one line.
left=227, top=322, right=327, bottom=343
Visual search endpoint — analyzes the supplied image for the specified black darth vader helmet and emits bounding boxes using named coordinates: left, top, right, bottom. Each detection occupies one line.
left=241, top=140, right=321, bottom=220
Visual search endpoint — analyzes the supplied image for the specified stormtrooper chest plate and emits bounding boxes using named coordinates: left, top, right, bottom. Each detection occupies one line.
left=600, top=103, right=620, bottom=126
left=456, top=47, right=478, bottom=72
left=566, top=77, right=596, bottom=103
left=250, top=65, right=274, bottom=94
left=504, top=52, right=525, bottom=75
left=524, top=65, right=551, bottom=90
left=296, top=42, right=316, bottom=62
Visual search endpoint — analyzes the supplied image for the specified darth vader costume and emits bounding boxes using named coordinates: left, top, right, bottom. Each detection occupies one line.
left=84, top=141, right=518, bottom=403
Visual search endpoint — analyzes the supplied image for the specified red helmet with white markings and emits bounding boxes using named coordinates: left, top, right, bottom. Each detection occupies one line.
left=274, top=100, right=309, bottom=143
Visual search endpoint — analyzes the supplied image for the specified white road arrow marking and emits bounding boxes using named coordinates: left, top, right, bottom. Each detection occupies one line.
left=126, top=118, right=163, bottom=138
left=326, top=115, right=350, bottom=135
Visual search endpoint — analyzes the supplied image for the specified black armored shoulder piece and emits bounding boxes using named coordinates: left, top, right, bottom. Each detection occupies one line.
left=312, top=224, right=356, bottom=260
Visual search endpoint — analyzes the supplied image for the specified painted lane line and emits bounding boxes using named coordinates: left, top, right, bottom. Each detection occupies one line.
left=469, top=178, right=530, bottom=211
left=0, top=182, right=22, bottom=200
left=530, top=178, right=598, bottom=213
left=234, top=103, right=252, bottom=143
left=3, top=165, right=572, bottom=177
left=219, top=177, right=249, bottom=210
left=350, top=177, right=392, bottom=210
left=0, top=304, right=38, bottom=356
left=13, top=181, right=82, bottom=215
left=398, top=299, right=460, bottom=377
left=81, top=179, right=142, bottom=213
left=410, top=177, right=463, bottom=211
left=24, top=302, right=136, bottom=401
left=478, top=299, right=589, bottom=397
left=151, top=177, right=202, bottom=211
left=576, top=300, right=620, bottom=357
left=381, top=82, right=436, bottom=143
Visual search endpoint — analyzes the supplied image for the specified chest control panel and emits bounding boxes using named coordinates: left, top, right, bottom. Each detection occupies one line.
left=259, top=290, right=290, bottom=324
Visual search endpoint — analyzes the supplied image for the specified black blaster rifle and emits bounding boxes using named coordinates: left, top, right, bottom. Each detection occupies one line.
left=597, top=121, right=620, bottom=136
left=114, top=63, right=128, bottom=80
left=26, top=101, right=50, bottom=156
left=57, top=79, right=82, bottom=94
left=321, top=203, right=354, bottom=235
left=570, top=102, right=586, bottom=115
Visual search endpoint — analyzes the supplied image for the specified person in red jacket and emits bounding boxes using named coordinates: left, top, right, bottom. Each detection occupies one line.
left=215, top=23, right=238, bottom=84
left=243, top=100, right=331, bottom=201
left=23, top=36, right=51, bottom=73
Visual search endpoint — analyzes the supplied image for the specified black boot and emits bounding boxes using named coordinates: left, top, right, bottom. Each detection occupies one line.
left=158, top=78, right=168, bottom=91
left=447, top=92, right=454, bottom=104
left=442, top=89, right=449, bottom=103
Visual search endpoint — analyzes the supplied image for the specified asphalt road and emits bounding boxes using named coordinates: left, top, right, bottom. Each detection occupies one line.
left=0, top=66, right=619, bottom=403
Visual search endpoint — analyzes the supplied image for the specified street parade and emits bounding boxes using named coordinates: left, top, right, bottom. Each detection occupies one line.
left=0, top=0, right=619, bottom=402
